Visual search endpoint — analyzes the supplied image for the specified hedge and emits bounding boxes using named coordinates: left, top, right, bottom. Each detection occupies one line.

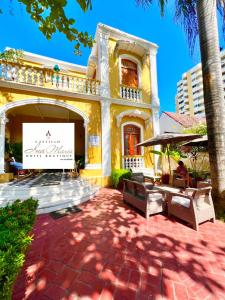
left=0, top=198, right=38, bottom=299
left=111, top=169, right=132, bottom=188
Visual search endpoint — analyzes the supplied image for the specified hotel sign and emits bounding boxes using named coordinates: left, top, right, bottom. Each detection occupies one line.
left=23, top=123, right=74, bottom=169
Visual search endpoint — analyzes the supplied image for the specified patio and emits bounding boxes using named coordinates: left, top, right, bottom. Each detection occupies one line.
left=13, top=188, right=225, bottom=300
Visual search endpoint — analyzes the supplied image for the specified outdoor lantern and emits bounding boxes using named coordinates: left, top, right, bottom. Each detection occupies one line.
left=53, top=64, right=60, bottom=72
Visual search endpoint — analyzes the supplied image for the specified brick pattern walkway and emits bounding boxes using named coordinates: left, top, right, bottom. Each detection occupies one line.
left=13, top=188, right=225, bottom=300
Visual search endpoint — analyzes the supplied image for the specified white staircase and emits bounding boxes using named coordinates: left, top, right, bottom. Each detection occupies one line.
left=0, top=173, right=100, bottom=214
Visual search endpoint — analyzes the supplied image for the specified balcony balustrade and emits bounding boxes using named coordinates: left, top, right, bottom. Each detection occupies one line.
left=120, top=85, right=142, bottom=102
left=123, top=156, right=144, bottom=169
left=0, top=62, right=100, bottom=96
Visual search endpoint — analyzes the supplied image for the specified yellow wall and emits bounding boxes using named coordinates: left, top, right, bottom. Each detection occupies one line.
left=0, top=90, right=102, bottom=165
left=108, top=38, right=151, bottom=104
left=110, top=104, right=153, bottom=170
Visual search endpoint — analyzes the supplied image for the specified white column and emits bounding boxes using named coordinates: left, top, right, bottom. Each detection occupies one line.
left=97, top=29, right=110, bottom=98
left=150, top=47, right=160, bottom=173
left=0, top=112, right=8, bottom=173
left=101, top=101, right=111, bottom=176
left=84, top=120, right=89, bottom=166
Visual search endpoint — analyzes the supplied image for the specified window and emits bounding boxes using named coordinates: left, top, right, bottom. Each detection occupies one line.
left=123, top=125, right=141, bottom=155
left=121, top=59, right=138, bottom=88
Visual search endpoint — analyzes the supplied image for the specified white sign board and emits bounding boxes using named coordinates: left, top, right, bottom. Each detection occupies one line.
left=23, top=123, right=74, bottom=169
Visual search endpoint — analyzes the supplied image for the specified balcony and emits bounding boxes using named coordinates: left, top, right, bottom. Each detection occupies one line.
left=120, top=85, right=142, bottom=102
left=123, top=155, right=144, bottom=169
left=0, top=62, right=100, bottom=96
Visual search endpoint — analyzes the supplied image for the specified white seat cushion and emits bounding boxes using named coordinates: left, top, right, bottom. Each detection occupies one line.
left=148, top=193, right=163, bottom=202
left=171, top=196, right=190, bottom=208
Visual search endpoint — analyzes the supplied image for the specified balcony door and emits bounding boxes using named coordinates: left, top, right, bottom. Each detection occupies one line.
left=121, top=59, right=138, bottom=88
left=123, top=124, right=141, bottom=156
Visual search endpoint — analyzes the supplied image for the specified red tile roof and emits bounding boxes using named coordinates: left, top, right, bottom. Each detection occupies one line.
left=163, top=112, right=205, bottom=128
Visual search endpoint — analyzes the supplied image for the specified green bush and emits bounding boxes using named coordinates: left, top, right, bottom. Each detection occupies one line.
left=111, top=169, right=132, bottom=188
left=0, top=198, right=38, bottom=299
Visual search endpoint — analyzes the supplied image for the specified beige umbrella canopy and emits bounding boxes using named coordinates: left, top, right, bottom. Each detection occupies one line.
left=137, top=132, right=203, bottom=175
left=182, top=135, right=208, bottom=147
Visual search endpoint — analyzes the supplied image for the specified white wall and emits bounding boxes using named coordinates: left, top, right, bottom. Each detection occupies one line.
left=159, top=113, right=184, bottom=134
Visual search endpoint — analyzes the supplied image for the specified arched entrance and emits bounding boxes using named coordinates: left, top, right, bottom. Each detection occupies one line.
left=0, top=99, right=89, bottom=173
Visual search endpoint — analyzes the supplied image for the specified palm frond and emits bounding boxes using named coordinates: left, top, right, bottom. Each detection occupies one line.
left=174, top=0, right=198, bottom=55
left=136, top=0, right=167, bottom=16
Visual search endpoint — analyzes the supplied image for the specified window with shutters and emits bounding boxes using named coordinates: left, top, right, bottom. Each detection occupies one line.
left=121, top=59, right=138, bottom=88
left=123, top=124, right=141, bottom=156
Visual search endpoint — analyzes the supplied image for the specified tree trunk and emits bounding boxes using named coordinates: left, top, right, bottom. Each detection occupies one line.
left=197, top=0, right=225, bottom=212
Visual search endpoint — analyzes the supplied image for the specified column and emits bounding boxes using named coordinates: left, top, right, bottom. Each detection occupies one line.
left=101, top=101, right=111, bottom=177
left=84, top=120, right=89, bottom=166
left=150, top=47, right=160, bottom=173
left=0, top=112, right=8, bottom=174
left=97, top=29, right=110, bottom=98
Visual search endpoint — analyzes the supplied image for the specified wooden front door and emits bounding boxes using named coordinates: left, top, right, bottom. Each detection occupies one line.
left=124, top=125, right=141, bottom=156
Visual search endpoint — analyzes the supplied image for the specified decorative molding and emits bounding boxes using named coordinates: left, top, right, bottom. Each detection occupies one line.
left=0, top=98, right=90, bottom=124
left=97, top=23, right=158, bottom=53
left=85, top=163, right=102, bottom=170
left=97, top=29, right=110, bottom=98
left=0, top=81, right=100, bottom=103
left=116, top=109, right=150, bottom=128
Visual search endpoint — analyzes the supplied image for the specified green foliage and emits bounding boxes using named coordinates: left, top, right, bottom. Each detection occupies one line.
left=75, top=155, right=85, bottom=169
left=111, top=169, right=132, bottom=188
left=150, top=147, right=186, bottom=163
left=5, top=140, right=22, bottom=162
left=2, top=0, right=94, bottom=54
left=0, top=198, right=38, bottom=299
left=0, top=49, right=24, bottom=63
left=183, top=124, right=207, bottom=135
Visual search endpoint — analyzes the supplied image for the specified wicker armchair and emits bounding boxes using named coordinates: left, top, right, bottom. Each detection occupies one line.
left=167, top=187, right=215, bottom=231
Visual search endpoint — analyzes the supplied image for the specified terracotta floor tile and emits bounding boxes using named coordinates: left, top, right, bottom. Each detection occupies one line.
left=12, top=188, right=225, bottom=300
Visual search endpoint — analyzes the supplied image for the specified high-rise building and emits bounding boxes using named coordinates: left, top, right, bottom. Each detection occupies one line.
left=175, top=50, right=225, bottom=117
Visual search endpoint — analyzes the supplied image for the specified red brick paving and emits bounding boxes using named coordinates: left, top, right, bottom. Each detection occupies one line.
left=13, top=188, right=225, bottom=300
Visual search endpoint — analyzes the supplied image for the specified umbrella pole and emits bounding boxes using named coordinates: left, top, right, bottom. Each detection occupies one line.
left=166, top=144, right=172, bottom=176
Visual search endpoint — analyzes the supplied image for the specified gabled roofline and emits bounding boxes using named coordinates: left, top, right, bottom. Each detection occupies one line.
left=96, top=23, right=158, bottom=51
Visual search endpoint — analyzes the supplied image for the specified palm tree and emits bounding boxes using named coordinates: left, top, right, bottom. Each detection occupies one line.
left=137, top=0, right=225, bottom=212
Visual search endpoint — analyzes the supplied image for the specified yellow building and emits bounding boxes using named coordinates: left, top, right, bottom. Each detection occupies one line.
left=0, top=23, right=160, bottom=186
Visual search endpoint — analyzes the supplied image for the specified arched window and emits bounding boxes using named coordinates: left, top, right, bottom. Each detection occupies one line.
left=121, top=59, right=138, bottom=88
left=124, top=124, right=141, bottom=155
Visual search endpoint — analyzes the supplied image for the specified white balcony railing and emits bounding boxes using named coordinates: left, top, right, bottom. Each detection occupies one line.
left=123, top=156, right=144, bottom=169
left=0, top=62, right=100, bottom=96
left=120, top=85, right=142, bottom=102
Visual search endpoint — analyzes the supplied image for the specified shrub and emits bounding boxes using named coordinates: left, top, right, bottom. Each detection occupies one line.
left=0, top=198, right=38, bottom=299
left=111, top=169, right=132, bottom=188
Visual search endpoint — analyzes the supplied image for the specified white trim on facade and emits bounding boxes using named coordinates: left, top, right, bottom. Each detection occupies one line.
left=116, top=109, right=150, bottom=128
left=101, top=101, right=111, bottom=177
left=121, top=121, right=144, bottom=157
left=118, top=54, right=142, bottom=88
left=97, top=23, right=158, bottom=52
left=5, top=47, right=87, bottom=74
left=85, top=163, right=102, bottom=170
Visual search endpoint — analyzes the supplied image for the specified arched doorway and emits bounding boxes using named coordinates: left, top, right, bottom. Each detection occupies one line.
left=0, top=99, right=89, bottom=173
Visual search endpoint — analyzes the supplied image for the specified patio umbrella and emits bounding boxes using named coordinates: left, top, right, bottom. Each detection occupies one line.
left=182, top=135, right=208, bottom=147
left=137, top=133, right=202, bottom=175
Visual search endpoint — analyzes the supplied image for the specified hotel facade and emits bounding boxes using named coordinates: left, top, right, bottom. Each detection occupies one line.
left=0, top=23, right=160, bottom=186
left=175, top=49, right=225, bottom=118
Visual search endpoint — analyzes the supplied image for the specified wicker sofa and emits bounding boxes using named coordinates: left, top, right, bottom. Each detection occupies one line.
left=123, top=179, right=165, bottom=218
left=167, top=187, right=215, bottom=231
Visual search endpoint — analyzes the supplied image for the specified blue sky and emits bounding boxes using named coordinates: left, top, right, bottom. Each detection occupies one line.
left=0, top=0, right=224, bottom=112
